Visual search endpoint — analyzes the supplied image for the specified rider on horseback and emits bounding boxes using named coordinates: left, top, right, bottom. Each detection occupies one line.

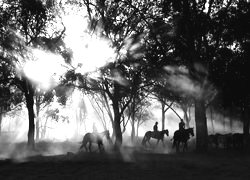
left=153, top=122, right=158, bottom=132
left=179, top=119, right=185, bottom=132
left=153, top=122, right=158, bottom=138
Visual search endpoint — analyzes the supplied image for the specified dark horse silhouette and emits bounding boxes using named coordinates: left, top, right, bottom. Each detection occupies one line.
left=79, top=130, right=111, bottom=152
left=141, top=129, right=169, bottom=147
left=172, top=127, right=194, bottom=152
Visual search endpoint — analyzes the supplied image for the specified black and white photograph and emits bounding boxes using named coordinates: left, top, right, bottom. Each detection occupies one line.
left=0, top=0, right=250, bottom=179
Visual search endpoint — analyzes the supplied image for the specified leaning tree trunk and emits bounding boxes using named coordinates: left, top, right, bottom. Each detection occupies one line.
left=195, top=99, right=208, bottom=152
left=182, top=105, right=190, bottom=128
left=24, top=82, right=35, bottom=149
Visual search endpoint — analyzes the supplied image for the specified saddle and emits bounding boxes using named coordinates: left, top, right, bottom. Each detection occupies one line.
left=153, top=131, right=159, bottom=138
left=176, top=129, right=186, bottom=139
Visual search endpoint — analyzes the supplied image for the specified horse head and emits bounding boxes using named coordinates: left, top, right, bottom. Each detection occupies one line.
left=188, top=128, right=194, bottom=137
left=164, top=129, right=169, bottom=136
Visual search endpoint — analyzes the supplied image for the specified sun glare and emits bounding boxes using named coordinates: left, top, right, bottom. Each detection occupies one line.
left=62, top=13, right=116, bottom=74
left=22, top=49, right=66, bottom=90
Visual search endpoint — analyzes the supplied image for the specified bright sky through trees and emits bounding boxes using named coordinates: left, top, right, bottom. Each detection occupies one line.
left=18, top=2, right=116, bottom=91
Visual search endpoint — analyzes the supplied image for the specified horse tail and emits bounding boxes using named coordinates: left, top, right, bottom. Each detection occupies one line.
left=79, top=134, right=89, bottom=150
left=141, top=134, right=147, bottom=146
left=172, top=133, right=177, bottom=148
left=172, top=139, right=176, bottom=148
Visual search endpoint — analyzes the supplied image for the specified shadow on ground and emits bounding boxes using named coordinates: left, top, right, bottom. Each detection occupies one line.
left=0, top=140, right=250, bottom=179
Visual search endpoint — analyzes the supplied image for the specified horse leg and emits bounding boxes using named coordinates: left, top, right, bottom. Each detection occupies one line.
left=161, top=139, right=165, bottom=147
left=144, top=138, right=150, bottom=147
left=183, top=142, right=188, bottom=152
left=173, top=139, right=177, bottom=149
left=156, top=139, right=160, bottom=146
left=89, top=142, right=92, bottom=152
left=80, top=139, right=87, bottom=152
left=83, top=142, right=88, bottom=152
left=79, top=141, right=88, bottom=152
left=142, top=136, right=148, bottom=147
left=147, top=138, right=152, bottom=146
left=79, top=143, right=84, bottom=151
left=98, top=142, right=104, bottom=153
left=148, top=140, right=152, bottom=147
left=176, top=141, right=180, bottom=152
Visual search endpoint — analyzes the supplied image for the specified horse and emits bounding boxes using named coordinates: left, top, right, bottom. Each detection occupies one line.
left=208, top=134, right=220, bottom=148
left=172, top=128, right=194, bottom=152
left=141, top=129, right=169, bottom=147
left=232, top=133, right=244, bottom=149
left=79, top=130, right=111, bottom=152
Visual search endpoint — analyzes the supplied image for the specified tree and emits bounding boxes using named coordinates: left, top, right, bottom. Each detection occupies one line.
left=124, top=87, right=150, bottom=142
left=60, top=0, right=149, bottom=149
left=0, top=0, right=68, bottom=148
left=78, top=62, right=145, bottom=149
left=34, top=89, right=54, bottom=140
left=88, top=92, right=112, bottom=132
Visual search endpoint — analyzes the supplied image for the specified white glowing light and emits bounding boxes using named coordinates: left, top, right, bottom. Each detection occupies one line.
left=62, top=13, right=116, bottom=74
left=23, top=49, right=66, bottom=90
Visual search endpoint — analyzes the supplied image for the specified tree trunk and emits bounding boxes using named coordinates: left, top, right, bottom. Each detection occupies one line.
left=0, top=113, right=2, bottom=135
left=223, top=112, right=226, bottom=133
left=210, top=107, right=215, bottom=134
left=195, top=99, right=208, bottom=152
left=130, top=99, right=136, bottom=142
left=136, top=120, right=140, bottom=138
left=26, top=96, right=35, bottom=149
left=243, top=108, right=250, bottom=136
left=41, top=116, right=49, bottom=139
left=113, top=100, right=122, bottom=150
left=188, top=107, right=192, bottom=128
left=161, top=102, right=165, bottom=130
left=184, top=111, right=189, bottom=128
left=182, top=105, right=190, bottom=128
left=131, top=118, right=135, bottom=142
left=35, top=98, right=40, bottom=141
left=75, top=108, right=80, bottom=137
left=229, top=115, right=233, bottom=133
left=24, top=83, right=35, bottom=149
left=35, top=117, right=40, bottom=141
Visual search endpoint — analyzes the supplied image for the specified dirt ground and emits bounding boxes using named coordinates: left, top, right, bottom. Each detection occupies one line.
left=1, top=140, right=250, bottom=180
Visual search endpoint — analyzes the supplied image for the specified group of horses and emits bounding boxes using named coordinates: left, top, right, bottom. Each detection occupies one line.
left=79, top=127, right=195, bottom=153
left=141, top=128, right=194, bottom=152
left=208, top=133, right=249, bottom=149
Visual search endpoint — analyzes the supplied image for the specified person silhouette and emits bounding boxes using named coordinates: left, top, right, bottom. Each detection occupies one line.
left=153, top=122, right=158, bottom=132
left=179, top=119, right=185, bottom=131
left=153, top=122, right=158, bottom=138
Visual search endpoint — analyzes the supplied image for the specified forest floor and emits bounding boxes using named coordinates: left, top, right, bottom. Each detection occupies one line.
left=0, top=140, right=250, bottom=180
